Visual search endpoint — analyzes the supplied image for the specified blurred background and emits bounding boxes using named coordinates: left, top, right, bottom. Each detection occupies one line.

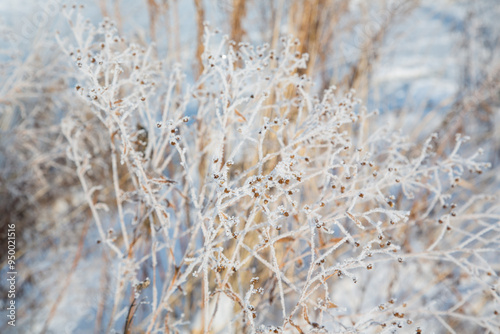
left=1, top=0, right=499, bottom=332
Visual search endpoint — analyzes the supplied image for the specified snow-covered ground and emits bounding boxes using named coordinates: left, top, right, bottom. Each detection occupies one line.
left=1, top=0, right=499, bottom=333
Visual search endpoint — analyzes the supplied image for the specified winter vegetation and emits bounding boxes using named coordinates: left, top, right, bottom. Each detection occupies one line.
left=1, top=0, right=499, bottom=333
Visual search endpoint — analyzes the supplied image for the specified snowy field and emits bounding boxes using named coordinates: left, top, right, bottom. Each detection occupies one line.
left=1, top=1, right=499, bottom=333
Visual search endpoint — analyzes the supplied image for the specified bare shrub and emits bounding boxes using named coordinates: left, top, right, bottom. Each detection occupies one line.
left=1, top=2, right=499, bottom=334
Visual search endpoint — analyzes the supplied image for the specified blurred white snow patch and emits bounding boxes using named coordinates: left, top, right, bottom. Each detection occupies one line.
left=26, top=243, right=115, bottom=333
left=376, top=66, right=429, bottom=82
left=0, top=1, right=29, bottom=12
left=191, top=294, right=234, bottom=333
left=410, top=78, right=457, bottom=105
